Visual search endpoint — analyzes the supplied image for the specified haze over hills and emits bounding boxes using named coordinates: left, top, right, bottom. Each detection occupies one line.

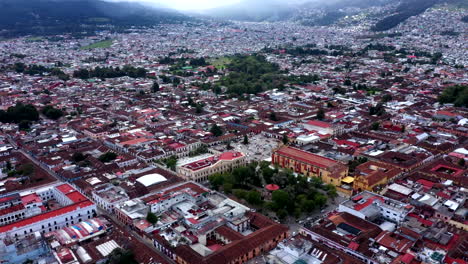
left=203, top=0, right=456, bottom=31
left=203, top=0, right=393, bottom=22
left=0, top=0, right=464, bottom=38
left=0, top=0, right=190, bottom=38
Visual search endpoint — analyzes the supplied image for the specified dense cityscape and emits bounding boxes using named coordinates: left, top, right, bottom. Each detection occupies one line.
left=0, top=1, right=467, bottom=264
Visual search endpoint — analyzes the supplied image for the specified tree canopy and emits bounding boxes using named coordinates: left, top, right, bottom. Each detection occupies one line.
left=0, top=103, right=39, bottom=124
left=210, top=124, right=223, bottom=137
left=438, top=85, right=468, bottom=107
left=98, top=152, right=117, bottom=163
left=73, top=65, right=147, bottom=79
left=146, top=212, right=159, bottom=225
left=219, top=55, right=285, bottom=95
left=42, top=105, right=64, bottom=120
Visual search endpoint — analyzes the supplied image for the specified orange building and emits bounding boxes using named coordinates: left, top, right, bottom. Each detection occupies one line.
left=271, top=146, right=348, bottom=186
left=353, top=161, right=402, bottom=192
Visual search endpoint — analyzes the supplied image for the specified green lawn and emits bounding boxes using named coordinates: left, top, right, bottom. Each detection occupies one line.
left=80, top=39, right=114, bottom=50
left=209, top=57, right=232, bottom=70
left=26, top=36, right=44, bottom=42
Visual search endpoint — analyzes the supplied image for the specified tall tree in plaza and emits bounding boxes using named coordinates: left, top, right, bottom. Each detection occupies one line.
left=210, top=124, right=223, bottom=137
left=316, top=108, right=325, bottom=120
left=152, top=81, right=160, bottom=92
left=243, top=134, right=249, bottom=145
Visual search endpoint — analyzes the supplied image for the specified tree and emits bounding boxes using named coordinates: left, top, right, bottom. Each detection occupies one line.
left=438, top=85, right=468, bottom=107
left=301, top=199, right=316, bottom=213
left=314, top=193, right=327, bottom=208
left=276, top=209, right=288, bottom=220
left=458, top=158, right=465, bottom=167
left=208, top=173, right=225, bottom=190
left=72, top=152, right=86, bottom=163
left=42, top=105, right=64, bottom=120
left=232, top=167, right=254, bottom=186
left=210, top=124, right=223, bottom=137
left=223, top=182, right=233, bottom=193
left=371, top=122, right=380, bottom=131
left=381, top=94, right=393, bottom=103
left=261, top=165, right=275, bottom=184
left=195, top=104, right=203, bottom=114
left=233, top=189, right=248, bottom=200
left=282, top=134, right=289, bottom=145
left=151, top=82, right=160, bottom=92
left=98, top=152, right=117, bottom=163
left=226, top=141, right=233, bottom=150
left=310, top=177, right=323, bottom=188
left=164, top=156, right=178, bottom=171
left=269, top=111, right=279, bottom=121
left=0, top=103, right=39, bottom=124
left=106, top=248, right=138, bottom=264
left=146, top=212, right=159, bottom=225
left=325, top=184, right=338, bottom=200
left=369, top=103, right=385, bottom=116
left=247, top=190, right=262, bottom=205
left=18, top=120, right=31, bottom=130
left=243, top=134, right=249, bottom=145
left=316, top=108, right=325, bottom=120
left=272, top=190, right=289, bottom=210
left=19, top=163, right=34, bottom=176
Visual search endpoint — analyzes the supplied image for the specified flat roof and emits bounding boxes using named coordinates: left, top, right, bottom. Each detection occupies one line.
left=387, top=183, right=413, bottom=196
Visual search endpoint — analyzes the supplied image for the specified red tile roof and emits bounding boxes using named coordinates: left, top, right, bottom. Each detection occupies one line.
left=274, top=146, right=339, bottom=169
left=0, top=203, right=25, bottom=217
left=307, top=120, right=332, bottom=128
left=56, top=184, right=75, bottom=194
left=0, top=200, right=94, bottom=233
left=21, top=193, right=42, bottom=205
left=353, top=196, right=385, bottom=211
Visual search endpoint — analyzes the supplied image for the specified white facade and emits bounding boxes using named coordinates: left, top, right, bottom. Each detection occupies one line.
left=177, top=152, right=246, bottom=183
left=0, top=203, right=96, bottom=240
left=92, top=184, right=129, bottom=213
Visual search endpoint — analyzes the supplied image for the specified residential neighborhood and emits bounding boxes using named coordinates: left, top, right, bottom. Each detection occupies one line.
left=0, top=1, right=467, bottom=264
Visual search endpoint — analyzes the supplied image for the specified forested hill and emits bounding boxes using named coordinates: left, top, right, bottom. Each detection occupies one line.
left=0, top=0, right=190, bottom=38
left=372, top=0, right=441, bottom=31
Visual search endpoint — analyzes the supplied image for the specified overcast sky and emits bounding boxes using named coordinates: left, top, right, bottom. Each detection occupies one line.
left=121, top=0, right=243, bottom=11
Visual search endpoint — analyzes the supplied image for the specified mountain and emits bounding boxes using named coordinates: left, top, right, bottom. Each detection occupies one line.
left=372, top=0, right=441, bottom=31
left=203, top=0, right=297, bottom=22
left=0, top=0, right=190, bottom=38
left=203, top=0, right=394, bottom=23
left=204, top=0, right=456, bottom=31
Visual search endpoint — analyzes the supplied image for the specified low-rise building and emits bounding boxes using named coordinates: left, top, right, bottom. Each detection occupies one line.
left=0, top=184, right=97, bottom=240
left=339, top=191, right=414, bottom=223
left=177, top=151, right=246, bottom=182
left=91, top=184, right=129, bottom=213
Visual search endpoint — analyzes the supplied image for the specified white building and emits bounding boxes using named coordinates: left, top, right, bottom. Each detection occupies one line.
left=338, top=191, right=414, bottom=223
left=176, top=151, right=246, bottom=183
left=0, top=184, right=96, bottom=240
left=92, top=184, right=129, bottom=213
